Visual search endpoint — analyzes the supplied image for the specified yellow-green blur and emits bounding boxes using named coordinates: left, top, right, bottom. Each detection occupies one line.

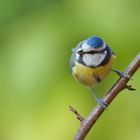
left=0, top=0, right=140, bottom=140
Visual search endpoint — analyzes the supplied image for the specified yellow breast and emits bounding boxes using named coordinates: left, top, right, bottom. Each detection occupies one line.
left=72, top=55, right=116, bottom=86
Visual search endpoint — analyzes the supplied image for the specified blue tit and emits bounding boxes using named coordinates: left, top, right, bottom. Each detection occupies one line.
left=70, top=36, right=130, bottom=109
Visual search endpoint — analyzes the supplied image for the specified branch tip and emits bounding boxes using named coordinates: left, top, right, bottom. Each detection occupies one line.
left=69, top=105, right=84, bottom=123
left=125, top=85, right=136, bottom=91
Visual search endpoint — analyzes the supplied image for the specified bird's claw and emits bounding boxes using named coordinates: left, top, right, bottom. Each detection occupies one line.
left=89, top=87, right=108, bottom=109
left=119, top=72, right=131, bottom=79
left=112, top=69, right=131, bottom=79
left=96, top=98, right=108, bottom=109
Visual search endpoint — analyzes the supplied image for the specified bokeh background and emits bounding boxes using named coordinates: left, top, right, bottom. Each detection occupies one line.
left=0, top=0, right=140, bottom=140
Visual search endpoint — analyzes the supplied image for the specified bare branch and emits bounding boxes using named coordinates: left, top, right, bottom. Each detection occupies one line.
left=69, top=105, right=84, bottom=123
left=73, top=52, right=140, bottom=140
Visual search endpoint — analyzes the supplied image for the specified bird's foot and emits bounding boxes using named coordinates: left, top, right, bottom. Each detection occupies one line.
left=89, top=87, right=108, bottom=109
left=112, top=69, right=131, bottom=79
left=96, top=98, right=108, bottom=109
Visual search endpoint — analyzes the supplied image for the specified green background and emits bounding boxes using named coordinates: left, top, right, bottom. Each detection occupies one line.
left=0, top=0, right=140, bottom=140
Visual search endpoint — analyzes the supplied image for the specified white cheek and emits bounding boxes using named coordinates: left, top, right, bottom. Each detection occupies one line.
left=83, top=53, right=106, bottom=67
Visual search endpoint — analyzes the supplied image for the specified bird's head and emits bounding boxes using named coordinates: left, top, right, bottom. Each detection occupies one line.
left=75, top=36, right=107, bottom=67
left=77, top=36, right=105, bottom=53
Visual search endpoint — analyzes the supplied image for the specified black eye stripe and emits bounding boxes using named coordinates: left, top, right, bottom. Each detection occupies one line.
left=77, top=50, right=96, bottom=55
left=85, top=51, right=99, bottom=54
left=77, top=49, right=105, bottom=55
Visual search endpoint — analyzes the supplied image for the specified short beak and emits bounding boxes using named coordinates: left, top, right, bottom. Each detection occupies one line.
left=77, top=50, right=83, bottom=55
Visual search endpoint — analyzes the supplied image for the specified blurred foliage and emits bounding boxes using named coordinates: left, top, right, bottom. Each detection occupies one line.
left=0, top=0, right=140, bottom=140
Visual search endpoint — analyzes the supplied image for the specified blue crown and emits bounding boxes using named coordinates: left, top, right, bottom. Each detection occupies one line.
left=86, top=36, right=104, bottom=48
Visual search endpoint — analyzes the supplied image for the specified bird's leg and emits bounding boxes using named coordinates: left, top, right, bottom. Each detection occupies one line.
left=89, top=87, right=108, bottom=109
left=112, top=69, right=131, bottom=79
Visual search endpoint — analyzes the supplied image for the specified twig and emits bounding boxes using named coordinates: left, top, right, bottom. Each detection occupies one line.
left=125, top=85, right=136, bottom=91
left=72, top=52, right=140, bottom=140
left=69, top=105, right=84, bottom=123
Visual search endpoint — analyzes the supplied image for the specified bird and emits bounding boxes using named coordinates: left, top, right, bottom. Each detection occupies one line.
left=70, top=36, right=130, bottom=109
